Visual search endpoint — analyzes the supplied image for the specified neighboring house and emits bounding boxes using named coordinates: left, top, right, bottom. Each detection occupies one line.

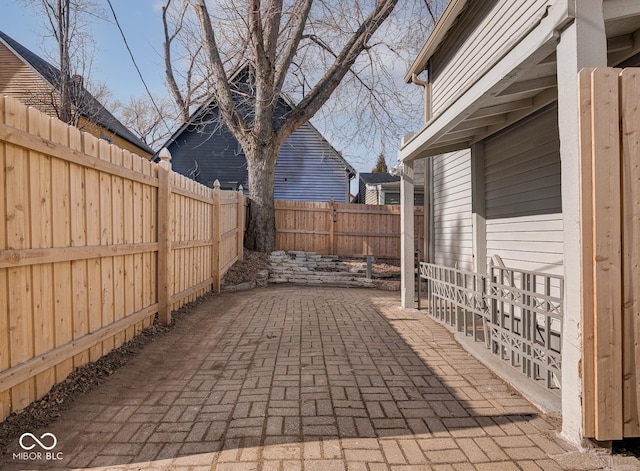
left=0, top=31, right=153, bottom=158
left=397, top=0, right=640, bottom=444
left=357, top=165, right=424, bottom=205
left=162, top=69, right=355, bottom=203
left=357, top=173, right=402, bottom=204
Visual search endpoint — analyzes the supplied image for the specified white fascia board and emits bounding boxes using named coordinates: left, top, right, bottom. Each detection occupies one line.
left=399, top=0, right=573, bottom=163
left=603, top=0, right=640, bottom=21
left=404, top=0, right=468, bottom=83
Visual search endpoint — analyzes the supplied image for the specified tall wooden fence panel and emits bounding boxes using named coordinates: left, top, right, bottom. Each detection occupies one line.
left=579, top=67, right=640, bottom=440
left=0, top=96, right=245, bottom=421
left=275, top=200, right=424, bottom=259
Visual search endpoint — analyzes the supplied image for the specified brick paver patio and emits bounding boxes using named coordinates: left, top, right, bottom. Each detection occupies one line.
left=1, top=286, right=638, bottom=470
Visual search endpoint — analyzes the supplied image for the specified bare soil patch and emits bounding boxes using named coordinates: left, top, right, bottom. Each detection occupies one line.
left=371, top=259, right=401, bottom=278
left=222, top=250, right=269, bottom=285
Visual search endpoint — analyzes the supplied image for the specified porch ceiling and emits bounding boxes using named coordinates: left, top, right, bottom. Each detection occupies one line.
left=399, top=5, right=640, bottom=162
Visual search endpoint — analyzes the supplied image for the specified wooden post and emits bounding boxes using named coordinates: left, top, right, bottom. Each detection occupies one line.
left=401, top=160, right=415, bottom=309
left=157, top=148, right=172, bottom=325
left=237, top=185, right=244, bottom=262
left=212, top=180, right=221, bottom=292
left=621, top=69, right=640, bottom=437
left=556, top=0, right=607, bottom=443
left=329, top=197, right=335, bottom=255
left=591, top=68, right=623, bottom=441
left=578, top=68, right=596, bottom=438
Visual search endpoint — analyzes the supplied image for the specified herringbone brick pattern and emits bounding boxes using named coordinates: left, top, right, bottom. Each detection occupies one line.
left=1, top=287, right=637, bottom=470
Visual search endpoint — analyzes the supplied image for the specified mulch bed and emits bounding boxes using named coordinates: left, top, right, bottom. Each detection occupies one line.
left=222, top=250, right=269, bottom=285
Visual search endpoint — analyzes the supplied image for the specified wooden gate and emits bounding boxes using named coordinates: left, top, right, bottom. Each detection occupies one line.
left=579, top=67, right=640, bottom=440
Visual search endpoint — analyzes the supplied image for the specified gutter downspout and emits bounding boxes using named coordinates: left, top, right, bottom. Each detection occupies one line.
left=411, top=73, right=431, bottom=124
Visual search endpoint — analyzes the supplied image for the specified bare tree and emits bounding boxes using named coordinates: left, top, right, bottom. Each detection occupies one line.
left=111, top=95, right=178, bottom=150
left=19, top=0, right=107, bottom=126
left=161, top=0, right=249, bottom=122
left=164, top=0, right=442, bottom=252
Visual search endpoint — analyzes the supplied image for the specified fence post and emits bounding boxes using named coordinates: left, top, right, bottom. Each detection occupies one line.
left=212, top=180, right=221, bottom=292
left=329, top=197, right=335, bottom=255
left=157, top=148, right=172, bottom=325
left=237, top=185, right=244, bottom=261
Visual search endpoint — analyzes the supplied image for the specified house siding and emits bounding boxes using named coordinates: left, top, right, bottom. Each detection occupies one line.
left=430, top=0, right=550, bottom=117
left=167, top=111, right=248, bottom=190
left=0, top=42, right=152, bottom=159
left=0, top=42, right=59, bottom=118
left=167, top=111, right=351, bottom=202
left=365, top=187, right=380, bottom=205
left=274, top=124, right=349, bottom=202
left=78, top=117, right=153, bottom=159
left=483, top=104, right=563, bottom=276
left=433, top=149, right=473, bottom=271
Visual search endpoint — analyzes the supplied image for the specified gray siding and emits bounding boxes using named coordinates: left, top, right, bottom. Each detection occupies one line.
left=484, top=104, right=563, bottom=276
left=430, top=0, right=550, bottom=117
left=167, top=112, right=352, bottom=202
left=433, top=149, right=473, bottom=271
left=275, top=124, right=350, bottom=202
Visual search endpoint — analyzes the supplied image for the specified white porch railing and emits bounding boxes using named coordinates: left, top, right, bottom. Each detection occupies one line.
left=419, top=261, right=563, bottom=394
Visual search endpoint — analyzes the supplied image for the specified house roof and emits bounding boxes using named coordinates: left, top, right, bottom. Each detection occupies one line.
left=0, top=30, right=153, bottom=155
left=359, top=173, right=400, bottom=185
left=400, top=1, right=640, bottom=163
left=160, top=67, right=356, bottom=179
left=404, top=0, right=468, bottom=82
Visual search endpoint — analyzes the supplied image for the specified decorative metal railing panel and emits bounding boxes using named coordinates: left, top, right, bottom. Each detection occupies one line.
left=419, top=261, right=564, bottom=394
left=487, top=262, right=563, bottom=391
left=419, top=263, right=489, bottom=343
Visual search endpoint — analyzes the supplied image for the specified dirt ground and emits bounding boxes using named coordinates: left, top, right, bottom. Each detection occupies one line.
left=221, top=250, right=269, bottom=285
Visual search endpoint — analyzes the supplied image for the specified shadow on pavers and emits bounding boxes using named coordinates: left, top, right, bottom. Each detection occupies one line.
left=1, top=286, right=570, bottom=470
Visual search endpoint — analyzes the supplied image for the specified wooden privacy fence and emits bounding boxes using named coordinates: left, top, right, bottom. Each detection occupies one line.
left=275, top=200, right=424, bottom=258
left=579, top=68, right=640, bottom=440
left=0, top=96, right=245, bottom=422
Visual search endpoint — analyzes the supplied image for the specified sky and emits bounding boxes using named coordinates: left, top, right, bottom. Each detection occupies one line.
left=2, top=1, right=427, bottom=193
left=3, top=1, right=168, bottom=98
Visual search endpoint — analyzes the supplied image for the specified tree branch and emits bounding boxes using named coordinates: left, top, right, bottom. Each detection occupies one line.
left=277, top=0, right=400, bottom=141
left=273, top=0, right=312, bottom=94
left=162, top=0, right=189, bottom=122
left=193, top=0, right=247, bottom=142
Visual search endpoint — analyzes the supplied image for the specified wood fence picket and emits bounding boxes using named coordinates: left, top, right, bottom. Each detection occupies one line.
left=0, top=96, right=245, bottom=421
left=579, top=67, right=640, bottom=440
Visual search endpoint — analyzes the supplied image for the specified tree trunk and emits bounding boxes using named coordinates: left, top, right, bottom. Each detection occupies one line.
left=245, top=143, right=278, bottom=252
left=58, top=0, right=73, bottom=125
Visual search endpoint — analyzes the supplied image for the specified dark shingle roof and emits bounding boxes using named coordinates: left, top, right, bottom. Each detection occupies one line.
left=0, top=30, right=153, bottom=155
left=359, top=172, right=400, bottom=185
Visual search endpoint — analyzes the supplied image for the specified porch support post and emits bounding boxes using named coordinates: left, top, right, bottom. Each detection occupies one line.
left=423, top=157, right=432, bottom=262
left=556, top=0, right=607, bottom=445
left=401, top=160, right=415, bottom=309
left=471, top=144, right=486, bottom=273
